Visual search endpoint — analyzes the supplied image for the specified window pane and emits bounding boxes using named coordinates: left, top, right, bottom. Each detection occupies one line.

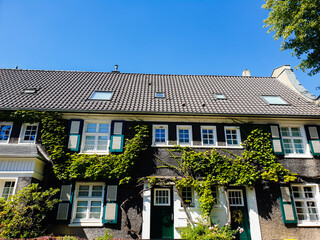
left=99, top=124, right=109, bottom=133
left=86, top=123, right=97, bottom=133
left=23, top=125, right=38, bottom=141
left=0, top=125, right=12, bottom=141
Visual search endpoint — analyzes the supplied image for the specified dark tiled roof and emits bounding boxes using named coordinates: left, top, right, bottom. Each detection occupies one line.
left=0, top=69, right=319, bottom=117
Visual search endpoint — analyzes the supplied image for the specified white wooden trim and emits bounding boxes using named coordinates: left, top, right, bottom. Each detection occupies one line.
left=152, top=124, right=169, bottom=146
left=176, top=125, right=193, bottom=146
left=224, top=126, right=241, bottom=147
left=142, top=184, right=151, bottom=239
left=19, top=123, right=39, bottom=144
left=246, top=187, right=262, bottom=240
left=80, top=121, right=111, bottom=154
left=0, top=122, right=13, bottom=144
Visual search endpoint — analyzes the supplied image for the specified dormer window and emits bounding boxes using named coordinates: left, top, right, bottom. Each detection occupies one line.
left=90, top=91, right=114, bottom=100
left=261, top=95, right=288, bottom=105
left=155, top=92, right=165, bottom=98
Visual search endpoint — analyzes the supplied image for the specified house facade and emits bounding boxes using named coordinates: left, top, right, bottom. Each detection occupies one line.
left=0, top=66, right=319, bottom=240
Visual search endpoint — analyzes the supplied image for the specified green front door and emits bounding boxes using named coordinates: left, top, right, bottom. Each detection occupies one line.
left=151, top=187, right=174, bottom=239
left=229, top=188, right=251, bottom=240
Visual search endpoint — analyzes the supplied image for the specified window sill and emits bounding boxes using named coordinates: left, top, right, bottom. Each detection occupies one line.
left=80, top=152, right=109, bottom=155
left=284, top=155, right=313, bottom=159
left=297, top=222, right=320, bottom=227
left=151, top=145, right=244, bottom=149
left=68, top=222, right=103, bottom=227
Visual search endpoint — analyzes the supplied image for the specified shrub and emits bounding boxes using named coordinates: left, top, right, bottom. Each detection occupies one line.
left=180, top=223, right=238, bottom=240
left=0, top=183, right=59, bottom=238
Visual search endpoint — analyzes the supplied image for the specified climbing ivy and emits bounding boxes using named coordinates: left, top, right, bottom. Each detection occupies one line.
left=0, top=110, right=148, bottom=183
left=154, top=128, right=297, bottom=218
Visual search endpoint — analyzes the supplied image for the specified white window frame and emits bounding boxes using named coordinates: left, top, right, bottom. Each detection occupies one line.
left=177, top=125, right=192, bottom=146
left=280, top=126, right=310, bottom=158
left=0, top=178, right=17, bottom=200
left=0, top=122, right=13, bottom=144
left=19, top=123, right=39, bottom=143
left=201, top=126, right=217, bottom=147
left=291, top=184, right=320, bottom=226
left=181, top=187, right=194, bottom=206
left=70, top=182, right=105, bottom=226
left=228, top=189, right=244, bottom=206
left=224, top=126, right=241, bottom=147
left=152, top=125, right=168, bottom=146
left=154, top=188, right=171, bottom=206
left=81, top=121, right=111, bottom=154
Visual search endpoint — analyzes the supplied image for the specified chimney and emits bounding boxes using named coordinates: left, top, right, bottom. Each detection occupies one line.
left=242, top=69, right=251, bottom=76
left=112, top=65, right=120, bottom=73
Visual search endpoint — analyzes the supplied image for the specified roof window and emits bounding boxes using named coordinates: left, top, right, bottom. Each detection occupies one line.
left=23, top=88, right=38, bottom=94
left=215, top=93, right=227, bottom=100
left=90, top=91, right=114, bottom=100
left=155, top=92, right=165, bottom=98
left=261, top=95, right=288, bottom=105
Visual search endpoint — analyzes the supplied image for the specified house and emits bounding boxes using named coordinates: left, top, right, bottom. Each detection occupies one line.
left=0, top=66, right=320, bottom=240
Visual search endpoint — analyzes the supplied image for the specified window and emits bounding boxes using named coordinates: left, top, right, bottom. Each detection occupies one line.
left=181, top=187, right=193, bottom=206
left=1, top=181, right=15, bottom=200
left=155, top=92, right=165, bottom=98
left=90, top=91, right=113, bottom=100
left=215, top=93, right=227, bottom=100
left=201, top=126, right=217, bottom=146
left=177, top=125, right=192, bottom=146
left=228, top=189, right=244, bottom=206
left=20, top=123, right=38, bottom=143
left=152, top=125, right=168, bottom=146
left=71, top=183, right=104, bottom=224
left=82, top=122, right=110, bottom=153
left=292, top=185, right=320, bottom=224
left=224, top=126, right=241, bottom=146
left=261, top=95, right=288, bottom=105
left=212, top=186, right=219, bottom=207
left=0, top=123, right=12, bottom=143
left=280, top=126, right=308, bottom=157
left=154, top=188, right=170, bottom=206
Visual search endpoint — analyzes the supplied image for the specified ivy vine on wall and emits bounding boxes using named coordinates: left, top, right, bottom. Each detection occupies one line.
left=0, top=110, right=148, bottom=184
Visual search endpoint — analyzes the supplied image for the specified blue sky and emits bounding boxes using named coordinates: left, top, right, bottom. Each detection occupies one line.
left=0, top=0, right=319, bottom=95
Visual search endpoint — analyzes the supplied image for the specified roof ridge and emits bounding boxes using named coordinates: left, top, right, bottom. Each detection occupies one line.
left=0, top=68, right=275, bottom=78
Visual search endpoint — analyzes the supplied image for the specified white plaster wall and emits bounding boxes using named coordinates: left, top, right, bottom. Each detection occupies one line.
left=142, top=184, right=151, bottom=240
left=246, top=186, right=262, bottom=240
left=173, top=187, right=228, bottom=239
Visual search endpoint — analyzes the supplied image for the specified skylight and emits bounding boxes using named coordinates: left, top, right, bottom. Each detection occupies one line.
left=23, top=88, right=38, bottom=94
left=215, top=93, right=226, bottom=100
left=261, top=95, right=288, bottom=105
left=155, top=92, right=165, bottom=98
left=90, top=91, right=114, bottom=100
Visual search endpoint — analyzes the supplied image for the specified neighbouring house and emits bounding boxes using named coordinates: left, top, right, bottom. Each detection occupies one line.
left=0, top=66, right=319, bottom=240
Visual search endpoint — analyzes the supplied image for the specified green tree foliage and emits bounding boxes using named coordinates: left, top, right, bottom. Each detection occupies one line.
left=0, top=184, right=59, bottom=238
left=263, top=0, right=320, bottom=75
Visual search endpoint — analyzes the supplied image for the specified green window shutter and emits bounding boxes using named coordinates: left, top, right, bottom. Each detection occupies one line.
left=304, top=125, right=320, bottom=156
left=109, top=121, right=125, bottom=153
left=102, top=203, right=118, bottom=224
left=56, top=184, right=73, bottom=220
left=279, top=186, right=297, bottom=224
left=67, top=119, right=83, bottom=152
left=102, top=185, right=118, bottom=224
left=270, top=125, right=284, bottom=155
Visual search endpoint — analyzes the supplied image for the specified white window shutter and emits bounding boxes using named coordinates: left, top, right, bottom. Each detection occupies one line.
left=68, top=135, right=79, bottom=150
left=107, top=185, right=118, bottom=202
left=60, top=185, right=72, bottom=201
left=56, top=203, right=70, bottom=220
left=308, top=126, right=319, bottom=139
left=279, top=186, right=297, bottom=224
left=70, top=121, right=81, bottom=134
left=270, top=125, right=280, bottom=138
left=113, top=122, right=123, bottom=135
left=111, top=136, right=122, bottom=150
